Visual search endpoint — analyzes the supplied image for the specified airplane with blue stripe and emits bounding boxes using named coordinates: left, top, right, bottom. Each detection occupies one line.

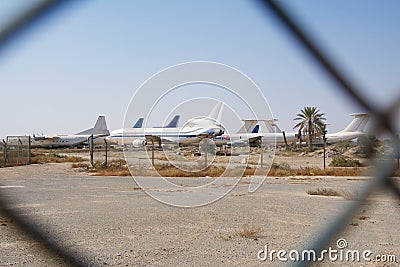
left=107, top=102, right=225, bottom=147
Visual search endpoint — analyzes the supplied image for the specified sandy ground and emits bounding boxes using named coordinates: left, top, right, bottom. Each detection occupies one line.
left=0, top=162, right=399, bottom=266
left=55, top=147, right=337, bottom=169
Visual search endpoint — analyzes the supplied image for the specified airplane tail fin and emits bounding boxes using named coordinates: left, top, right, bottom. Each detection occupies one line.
left=207, top=101, right=224, bottom=123
left=272, top=122, right=282, bottom=133
left=92, top=115, right=110, bottom=135
left=185, top=102, right=224, bottom=131
left=238, top=119, right=278, bottom=133
left=76, top=116, right=110, bottom=136
left=263, top=119, right=279, bottom=133
left=251, top=125, right=260, bottom=133
left=165, top=115, right=180, bottom=128
left=341, top=113, right=369, bottom=133
left=237, top=120, right=258, bottom=134
left=133, top=118, right=144, bottom=128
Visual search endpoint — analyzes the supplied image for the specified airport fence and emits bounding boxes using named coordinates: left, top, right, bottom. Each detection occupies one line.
left=88, top=135, right=110, bottom=168
left=0, top=1, right=399, bottom=267
left=0, top=140, right=4, bottom=168
left=0, top=136, right=31, bottom=168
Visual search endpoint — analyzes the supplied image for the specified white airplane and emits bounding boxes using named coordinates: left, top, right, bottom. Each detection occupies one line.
left=213, top=120, right=263, bottom=146
left=31, top=116, right=110, bottom=148
left=315, top=113, right=369, bottom=144
left=107, top=102, right=225, bottom=147
left=213, top=119, right=298, bottom=146
left=216, top=113, right=369, bottom=146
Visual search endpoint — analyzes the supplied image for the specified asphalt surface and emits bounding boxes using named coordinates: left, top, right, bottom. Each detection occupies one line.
left=0, top=163, right=399, bottom=266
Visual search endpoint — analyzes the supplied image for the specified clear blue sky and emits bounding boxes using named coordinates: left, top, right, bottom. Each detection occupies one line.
left=1, top=0, right=399, bottom=139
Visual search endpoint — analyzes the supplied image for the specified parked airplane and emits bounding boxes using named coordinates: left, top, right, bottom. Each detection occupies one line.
left=107, top=102, right=225, bottom=147
left=213, top=120, right=261, bottom=146
left=212, top=119, right=296, bottom=147
left=315, top=113, right=369, bottom=144
left=131, top=115, right=180, bottom=130
left=31, top=116, right=110, bottom=148
left=216, top=113, right=369, bottom=146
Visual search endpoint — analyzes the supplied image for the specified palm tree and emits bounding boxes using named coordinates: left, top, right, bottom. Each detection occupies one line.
left=293, top=106, right=326, bottom=151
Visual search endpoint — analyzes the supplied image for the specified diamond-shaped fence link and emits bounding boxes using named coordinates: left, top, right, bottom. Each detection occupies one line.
left=0, top=0, right=399, bottom=266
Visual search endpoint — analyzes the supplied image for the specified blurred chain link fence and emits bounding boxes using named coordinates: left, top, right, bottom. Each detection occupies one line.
left=0, top=136, right=31, bottom=167
left=0, top=0, right=399, bottom=266
left=259, top=1, right=400, bottom=266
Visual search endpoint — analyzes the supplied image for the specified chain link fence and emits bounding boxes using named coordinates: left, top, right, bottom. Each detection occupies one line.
left=0, top=136, right=31, bottom=168
left=88, top=135, right=111, bottom=168
left=0, top=140, right=4, bottom=168
left=0, top=0, right=399, bottom=266
left=259, top=1, right=400, bottom=266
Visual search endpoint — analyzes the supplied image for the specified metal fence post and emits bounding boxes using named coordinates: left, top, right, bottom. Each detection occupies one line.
left=282, top=131, right=288, bottom=147
left=104, top=138, right=108, bottom=168
left=17, top=138, right=22, bottom=165
left=28, top=135, right=31, bottom=164
left=88, top=135, right=94, bottom=167
left=1, top=139, right=5, bottom=167
left=397, top=134, right=399, bottom=169
left=4, top=139, right=8, bottom=167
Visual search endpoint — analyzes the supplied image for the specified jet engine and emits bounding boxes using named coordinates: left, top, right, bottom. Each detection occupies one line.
left=132, top=139, right=146, bottom=148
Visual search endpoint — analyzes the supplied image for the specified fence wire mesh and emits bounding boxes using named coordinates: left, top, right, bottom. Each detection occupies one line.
left=259, top=1, right=400, bottom=266
left=0, top=0, right=399, bottom=266
left=0, top=140, right=4, bottom=168
left=1, top=136, right=31, bottom=167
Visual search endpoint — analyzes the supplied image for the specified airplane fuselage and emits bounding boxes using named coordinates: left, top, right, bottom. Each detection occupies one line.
left=214, top=132, right=298, bottom=146
left=31, top=134, right=107, bottom=148
left=108, top=125, right=222, bottom=146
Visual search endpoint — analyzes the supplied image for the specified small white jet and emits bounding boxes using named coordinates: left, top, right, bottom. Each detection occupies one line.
left=31, top=116, right=110, bottom=148
left=107, top=102, right=225, bottom=147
